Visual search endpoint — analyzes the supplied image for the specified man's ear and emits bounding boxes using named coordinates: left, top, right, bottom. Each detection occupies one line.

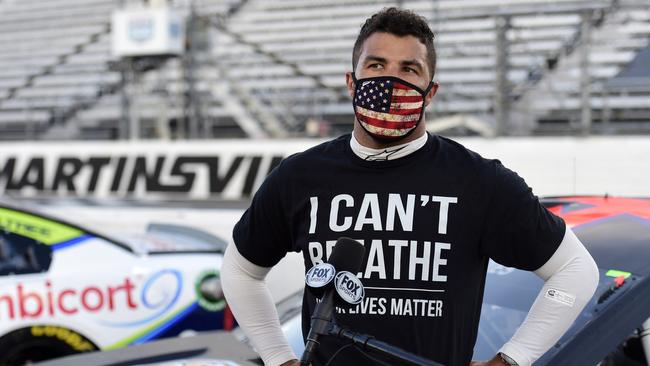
left=345, top=72, right=356, bottom=99
left=424, top=82, right=439, bottom=106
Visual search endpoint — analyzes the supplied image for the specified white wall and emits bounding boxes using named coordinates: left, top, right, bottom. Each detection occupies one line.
left=457, top=136, right=650, bottom=197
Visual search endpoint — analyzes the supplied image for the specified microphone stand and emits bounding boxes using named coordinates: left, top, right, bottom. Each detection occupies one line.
left=300, top=292, right=335, bottom=366
left=301, top=318, right=444, bottom=366
left=329, top=323, right=444, bottom=366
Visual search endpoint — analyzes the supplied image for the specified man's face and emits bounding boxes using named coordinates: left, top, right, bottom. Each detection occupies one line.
left=346, top=31, right=438, bottom=105
left=345, top=32, right=439, bottom=146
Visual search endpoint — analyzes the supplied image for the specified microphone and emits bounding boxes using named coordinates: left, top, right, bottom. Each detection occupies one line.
left=300, top=237, right=366, bottom=366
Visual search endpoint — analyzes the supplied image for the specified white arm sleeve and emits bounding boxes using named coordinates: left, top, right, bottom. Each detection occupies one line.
left=498, top=227, right=599, bottom=366
left=221, top=244, right=297, bottom=366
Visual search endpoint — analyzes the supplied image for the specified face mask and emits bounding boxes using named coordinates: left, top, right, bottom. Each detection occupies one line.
left=352, top=74, right=435, bottom=141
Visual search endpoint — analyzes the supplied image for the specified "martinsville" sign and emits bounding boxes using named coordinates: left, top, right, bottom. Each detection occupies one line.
left=1, top=137, right=649, bottom=200
left=0, top=140, right=317, bottom=200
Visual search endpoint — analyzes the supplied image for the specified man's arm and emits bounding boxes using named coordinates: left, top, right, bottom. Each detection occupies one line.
left=221, top=244, right=298, bottom=366
left=476, top=227, right=599, bottom=366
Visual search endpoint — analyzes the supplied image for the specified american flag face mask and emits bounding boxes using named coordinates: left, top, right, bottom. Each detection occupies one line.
left=352, top=75, right=435, bottom=140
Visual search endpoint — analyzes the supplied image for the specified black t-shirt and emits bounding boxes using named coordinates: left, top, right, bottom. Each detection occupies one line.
left=233, top=133, right=565, bottom=366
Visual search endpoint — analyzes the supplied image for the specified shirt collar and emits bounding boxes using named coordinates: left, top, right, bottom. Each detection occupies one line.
left=349, top=133, right=428, bottom=161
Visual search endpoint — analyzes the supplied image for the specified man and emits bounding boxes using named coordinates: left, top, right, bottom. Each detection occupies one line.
left=222, top=7, right=599, bottom=366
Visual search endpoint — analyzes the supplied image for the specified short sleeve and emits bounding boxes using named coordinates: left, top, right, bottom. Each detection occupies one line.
left=232, top=163, right=293, bottom=267
left=480, top=160, right=566, bottom=271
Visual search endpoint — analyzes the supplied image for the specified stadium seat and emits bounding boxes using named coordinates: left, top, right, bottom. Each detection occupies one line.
left=0, top=0, right=648, bottom=139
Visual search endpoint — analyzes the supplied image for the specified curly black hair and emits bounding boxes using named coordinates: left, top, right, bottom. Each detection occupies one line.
left=352, top=7, right=436, bottom=78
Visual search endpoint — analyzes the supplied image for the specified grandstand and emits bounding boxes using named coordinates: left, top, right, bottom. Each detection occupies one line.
left=0, top=0, right=648, bottom=140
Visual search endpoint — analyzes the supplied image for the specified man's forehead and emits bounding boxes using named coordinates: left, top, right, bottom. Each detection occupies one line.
left=358, top=32, right=428, bottom=64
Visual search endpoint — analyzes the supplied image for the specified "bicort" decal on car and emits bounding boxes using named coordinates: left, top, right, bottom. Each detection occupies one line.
left=0, top=269, right=182, bottom=327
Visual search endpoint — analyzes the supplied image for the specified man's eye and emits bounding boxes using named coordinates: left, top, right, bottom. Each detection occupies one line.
left=369, top=63, right=383, bottom=69
left=403, top=67, right=417, bottom=73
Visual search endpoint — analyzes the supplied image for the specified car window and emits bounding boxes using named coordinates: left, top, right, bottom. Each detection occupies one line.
left=0, top=231, right=52, bottom=275
left=473, top=261, right=544, bottom=360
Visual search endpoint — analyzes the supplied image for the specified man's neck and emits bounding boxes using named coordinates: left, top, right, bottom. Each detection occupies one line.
left=352, top=127, right=426, bottom=149
left=350, top=132, right=428, bottom=161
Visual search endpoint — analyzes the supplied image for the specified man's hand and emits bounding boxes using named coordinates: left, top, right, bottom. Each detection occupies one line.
left=280, top=359, right=300, bottom=366
left=470, top=354, right=508, bottom=366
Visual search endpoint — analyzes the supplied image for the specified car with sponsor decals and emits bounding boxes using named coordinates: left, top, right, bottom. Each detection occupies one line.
left=34, top=196, right=650, bottom=366
left=0, top=201, right=232, bottom=365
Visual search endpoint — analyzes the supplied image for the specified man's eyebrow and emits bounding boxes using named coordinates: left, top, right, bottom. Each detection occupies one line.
left=363, top=55, right=388, bottom=64
left=401, top=59, right=424, bottom=70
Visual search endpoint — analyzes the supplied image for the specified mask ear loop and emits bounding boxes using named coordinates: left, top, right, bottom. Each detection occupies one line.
left=412, top=80, right=437, bottom=130
left=419, top=80, right=438, bottom=113
left=351, top=71, right=362, bottom=97
left=423, top=80, right=437, bottom=95
left=351, top=72, right=361, bottom=115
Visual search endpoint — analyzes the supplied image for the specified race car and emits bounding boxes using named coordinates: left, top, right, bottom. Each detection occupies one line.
left=0, top=201, right=232, bottom=365
left=34, top=196, right=650, bottom=366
